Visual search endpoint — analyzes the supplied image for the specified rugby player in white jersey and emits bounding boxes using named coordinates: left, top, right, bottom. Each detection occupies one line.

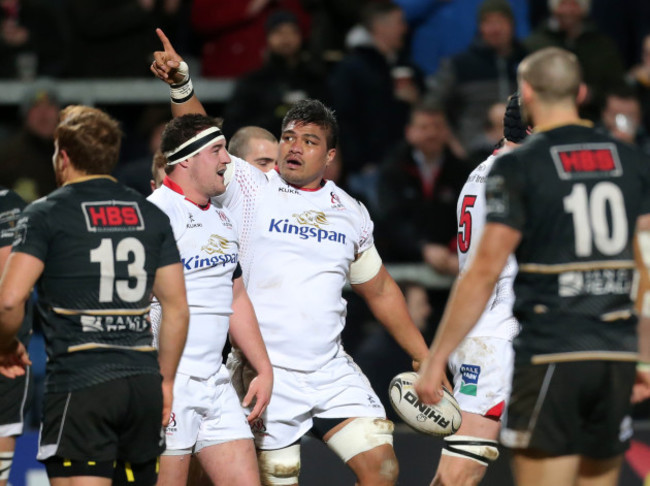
left=151, top=29, right=430, bottom=486
left=147, top=114, right=273, bottom=486
left=428, top=94, right=528, bottom=486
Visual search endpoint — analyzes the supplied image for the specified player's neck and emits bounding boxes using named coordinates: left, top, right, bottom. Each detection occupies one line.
left=165, top=176, right=210, bottom=208
left=532, top=105, right=581, bottom=131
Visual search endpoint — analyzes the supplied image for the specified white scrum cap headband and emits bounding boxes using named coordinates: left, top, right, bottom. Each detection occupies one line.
left=164, top=126, right=225, bottom=165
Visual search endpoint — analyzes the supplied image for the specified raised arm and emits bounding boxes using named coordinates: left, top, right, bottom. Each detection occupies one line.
left=151, top=262, right=190, bottom=426
left=151, top=28, right=208, bottom=117
left=228, top=276, right=273, bottom=422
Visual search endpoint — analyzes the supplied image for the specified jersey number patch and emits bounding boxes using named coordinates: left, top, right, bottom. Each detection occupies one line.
left=563, top=182, right=628, bottom=257
left=458, top=195, right=477, bottom=253
left=90, top=238, right=147, bottom=302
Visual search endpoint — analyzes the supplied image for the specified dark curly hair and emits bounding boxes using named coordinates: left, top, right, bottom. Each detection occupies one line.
left=503, top=93, right=529, bottom=143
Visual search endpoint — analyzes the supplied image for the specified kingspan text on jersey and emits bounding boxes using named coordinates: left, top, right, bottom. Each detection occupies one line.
left=268, top=219, right=346, bottom=244
left=182, top=253, right=238, bottom=270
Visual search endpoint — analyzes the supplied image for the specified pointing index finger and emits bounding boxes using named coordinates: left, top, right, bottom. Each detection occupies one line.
left=156, top=28, right=175, bottom=54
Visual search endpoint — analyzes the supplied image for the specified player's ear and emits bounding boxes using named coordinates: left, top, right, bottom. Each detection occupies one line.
left=520, top=80, right=534, bottom=106
left=576, top=83, right=588, bottom=106
left=59, top=149, right=72, bottom=169
left=326, top=148, right=336, bottom=167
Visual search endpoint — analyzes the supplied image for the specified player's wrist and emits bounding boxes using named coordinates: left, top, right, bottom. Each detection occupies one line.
left=637, top=361, right=650, bottom=372
left=170, top=61, right=193, bottom=104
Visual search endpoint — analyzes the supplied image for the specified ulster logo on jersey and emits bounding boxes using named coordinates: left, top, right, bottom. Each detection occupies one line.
left=216, top=209, right=233, bottom=229
left=82, top=201, right=144, bottom=232
left=551, top=143, right=622, bottom=180
left=330, top=192, right=345, bottom=210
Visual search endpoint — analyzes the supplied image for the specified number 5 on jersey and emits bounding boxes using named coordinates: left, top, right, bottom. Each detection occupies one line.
left=458, top=195, right=477, bottom=253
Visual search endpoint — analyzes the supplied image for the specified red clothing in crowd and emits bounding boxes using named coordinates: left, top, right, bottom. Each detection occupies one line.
left=191, top=0, right=311, bottom=78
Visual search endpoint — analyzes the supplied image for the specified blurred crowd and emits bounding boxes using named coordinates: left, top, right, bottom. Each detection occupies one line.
left=2, top=0, right=650, bottom=423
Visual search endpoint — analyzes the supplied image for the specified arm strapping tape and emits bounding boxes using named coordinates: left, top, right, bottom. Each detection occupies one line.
left=349, top=244, right=382, bottom=284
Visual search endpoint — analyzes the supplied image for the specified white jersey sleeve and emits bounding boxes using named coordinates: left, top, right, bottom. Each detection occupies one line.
left=457, top=154, right=520, bottom=340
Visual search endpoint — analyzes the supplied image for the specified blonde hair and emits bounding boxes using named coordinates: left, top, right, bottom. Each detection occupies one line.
left=518, top=47, right=582, bottom=103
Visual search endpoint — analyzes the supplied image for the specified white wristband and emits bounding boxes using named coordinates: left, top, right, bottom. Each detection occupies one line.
left=170, top=77, right=193, bottom=104
left=170, top=61, right=193, bottom=103
left=638, top=362, right=650, bottom=372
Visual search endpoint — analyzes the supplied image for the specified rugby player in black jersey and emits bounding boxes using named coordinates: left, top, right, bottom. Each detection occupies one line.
left=0, top=188, right=30, bottom=486
left=0, top=105, right=190, bottom=486
left=417, top=47, right=650, bottom=486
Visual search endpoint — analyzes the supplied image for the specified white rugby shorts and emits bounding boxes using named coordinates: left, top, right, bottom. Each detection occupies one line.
left=227, top=351, right=385, bottom=450
left=163, top=367, right=253, bottom=454
left=447, top=336, right=514, bottom=417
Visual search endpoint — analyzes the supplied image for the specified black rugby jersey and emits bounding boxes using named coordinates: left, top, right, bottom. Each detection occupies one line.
left=486, top=123, right=650, bottom=363
left=12, top=176, right=180, bottom=392
left=0, top=187, right=31, bottom=346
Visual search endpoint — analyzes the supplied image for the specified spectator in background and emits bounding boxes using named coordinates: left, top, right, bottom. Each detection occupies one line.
left=598, top=87, right=650, bottom=155
left=299, top=0, right=363, bottom=73
left=628, top=33, right=650, bottom=135
left=191, top=0, right=310, bottom=79
left=228, top=126, right=279, bottom=172
left=524, top=0, right=626, bottom=121
left=329, top=2, right=422, bottom=210
left=114, top=107, right=169, bottom=196
left=374, top=100, right=471, bottom=276
left=467, top=101, right=507, bottom=166
left=394, top=0, right=529, bottom=77
left=66, top=0, right=183, bottom=77
left=429, top=0, right=527, bottom=150
left=222, top=10, right=327, bottom=138
left=0, top=0, right=69, bottom=79
left=0, top=85, right=58, bottom=202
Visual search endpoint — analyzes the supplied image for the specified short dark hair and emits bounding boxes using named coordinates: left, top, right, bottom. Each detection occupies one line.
left=410, top=98, right=447, bottom=122
left=160, top=114, right=223, bottom=173
left=360, top=2, right=402, bottom=31
left=281, top=99, right=339, bottom=149
left=55, top=105, right=122, bottom=175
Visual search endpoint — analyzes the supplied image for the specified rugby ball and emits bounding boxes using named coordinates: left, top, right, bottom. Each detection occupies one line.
left=389, top=371, right=461, bottom=437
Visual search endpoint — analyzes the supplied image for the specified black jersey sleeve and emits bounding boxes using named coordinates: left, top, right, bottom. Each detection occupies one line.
left=485, top=152, right=526, bottom=231
left=232, top=262, right=242, bottom=280
left=11, top=199, right=52, bottom=261
left=0, top=189, right=26, bottom=248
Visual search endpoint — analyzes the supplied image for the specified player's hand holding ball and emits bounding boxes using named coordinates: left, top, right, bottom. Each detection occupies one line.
left=389, top=371, right=461, bottom=436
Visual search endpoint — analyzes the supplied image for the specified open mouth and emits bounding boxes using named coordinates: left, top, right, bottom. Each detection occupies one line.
left=217, top=168, right=226, bottom=177
left=285, top=157, right=302, bottom=168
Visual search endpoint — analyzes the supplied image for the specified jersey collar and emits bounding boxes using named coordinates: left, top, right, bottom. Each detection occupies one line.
left=163, top=176, right=211, bottom=210
left=63, top=175, right=116, bottom=186
left=534, top=119, right=593, bottom=133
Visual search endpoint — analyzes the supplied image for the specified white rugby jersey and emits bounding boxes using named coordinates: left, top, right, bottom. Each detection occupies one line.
left=148, top=177, right=240, bottom=377
left=215, top=157, right=374, bottom=371
left=457, top=153, right=520, bottom=340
